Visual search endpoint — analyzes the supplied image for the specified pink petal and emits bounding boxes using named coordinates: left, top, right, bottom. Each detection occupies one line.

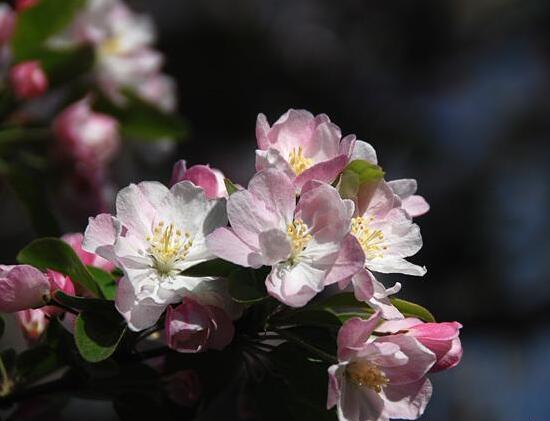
left=375, top=335, right=435, bottom=385
left=381, top=378, right=432, bottom=420
left=327, top=364, right=342, bottom=410
left=206, top=227, right=261, bottom=268
left=255, top=113, right=271, bottom=150
left=401, top=195, right=430, bottom=217
left=82, top=213, right=121, bottom=262
left=337, top=312, right=381, bottom=361
left=294, top=155, right=348, bottom=192
left=115, top=276, right=167, bottom=332
left=296, top=182, right=350, bottom=243
left=429, top=337, right=463, bottom=372
left=258, top=229, right=292, bottom=265
left=323, top=235, right=365, bottom=286
left=206, top=305, right=235, bottom=350
left=265, top=263, right=322, bottom=307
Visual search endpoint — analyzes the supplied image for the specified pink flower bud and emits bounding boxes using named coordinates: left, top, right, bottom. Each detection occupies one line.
left=9, top=61, right=48, bottom=99
left=377, top=318, right=463, bottom=373
left=47, top=270, right=75, bottom=296
left=16, top=308, right=48, bottom=342
left=408, top=321, right=463, bottom=372
left=165, top=298, right=234, bottom=353
left=0, top=5, right=15, bottom=46
left=15, top=0, right=40, bottom=11
left=62, top=232, right=114, bottom=272
left=165, top=369, right=202, bottom=407
left=170, top=160, right=227, bottom=199
left=0, top=265, right=50, bottom=313
left=53, top=98, right=120, bottom=169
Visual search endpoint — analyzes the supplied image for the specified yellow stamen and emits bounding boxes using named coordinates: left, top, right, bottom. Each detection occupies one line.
left=287, top=218, right=312, bottom=261
left=351, top=216, right=387, bottom=260
left=346, top=361, right=388, bottom=393
left=100, top=36, right=123, bottom=55
left=288, top=146, right=313, bottom=175
left=147, top=221, right=193, bottom=275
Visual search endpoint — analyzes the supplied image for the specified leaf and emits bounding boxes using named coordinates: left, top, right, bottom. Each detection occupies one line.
left=74, top=311, right=126, bottom=363
left=39, top=45, right=95, bottom=86
left=390, top=298, right=435, bottom=322
left=228, top=268, right=268, bottom=304
left=94, top=91, right=187, bottom=141
left=11, top=0, right=86, bottom=61
left=54, top=291, right=115, bottom=313
left=181, top=258, right=239, bottom=278
left=338, top=159, right=384, bottom=199
left=17, top=237, right=102, bottom=297
left=87, top=266, right=117, bottom=301
left=224, top=178, right=239, bottom=195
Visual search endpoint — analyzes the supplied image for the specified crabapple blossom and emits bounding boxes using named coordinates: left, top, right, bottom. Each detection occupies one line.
left=256, top=109, right=377, bottom=191
left=328, top=312, right=435, bottom=421
left=16, top=309, right=48, bottom=342
left=338, top=179, right=426, bottom=319
left=206, top=169, right=364, bottom=307
left=165, top=297, right=235, bottom=353
left=53, top=98, right=120, bottom=169
left=170, top=160, right=227, bottom=199
left=83, top=180, right=227, bottom=331
left=0, top=265, right=50, bottom=313
left=376, top=318, right=463, bottom=373
left=52, top=0, right=173, bottom=106
left=9, top=61, right=48, bottom=100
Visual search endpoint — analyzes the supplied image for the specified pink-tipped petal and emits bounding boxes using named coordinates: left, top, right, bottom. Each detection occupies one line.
left=337, top=312, right=381, bottom=361
left=206, top=227, right=261, bottom=268
left=323, top=235, right=365, bottom=286
left=294, top=155, right=348, bottom=191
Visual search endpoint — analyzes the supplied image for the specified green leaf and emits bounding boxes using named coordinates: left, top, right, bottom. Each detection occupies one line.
left=390, top=298, right=435, bottom=322
left=17, top=237, right=101, bottom=297
left=74, top=311, right=126, bottom=363
left=94, top=91, right=187, bottom=141
left=338, top=159, right=384, bottom=200
left=87, top=266, right=117, bottom=301
left=54, top=291, right=115, bottom=313
left=224, top=178, right=239, bottom=195
left=39, top=45, right=95, bottom=86
left=11, top=0, right=86, bottom=61
left=181, top=258, right=239, bottom=278
left=228, top=268, right=268, bottom=304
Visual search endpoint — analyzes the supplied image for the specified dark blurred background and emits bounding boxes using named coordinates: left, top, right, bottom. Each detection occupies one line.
left=2, top=0, right=550, bottom=419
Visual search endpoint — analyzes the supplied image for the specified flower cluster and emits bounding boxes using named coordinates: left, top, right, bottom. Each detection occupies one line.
left=0, top=109, right=461, bottom=420
left=0, top=0, right=182, bottom=219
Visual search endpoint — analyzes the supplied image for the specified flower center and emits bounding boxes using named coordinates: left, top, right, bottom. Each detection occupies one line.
left=100, top=36, right=123, bottom=55
left=288, top=146, right=313, bottom=175
left=346, top=361, right=388, bottom=393
left=287, top=219, right=312, bottom=261
left=146, top=221, right=193, bottom=275
left=351, top=216, right=387, bottom=260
